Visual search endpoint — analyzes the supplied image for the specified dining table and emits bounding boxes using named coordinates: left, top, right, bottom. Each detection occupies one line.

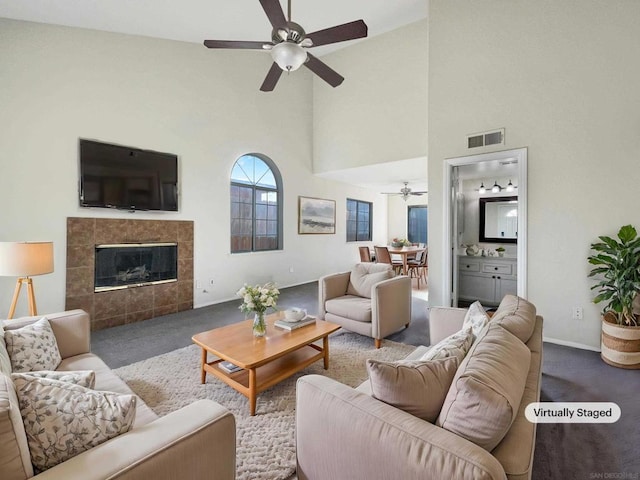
left=386, top=245, right=427, bottom=275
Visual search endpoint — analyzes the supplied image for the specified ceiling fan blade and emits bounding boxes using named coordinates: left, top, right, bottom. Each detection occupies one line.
left=411, top=191, right=428, bottom=195
left=306, top=20, right=368, bottom=47
left=304, top=53, right=344, bottom=87
left=259, top=0, right=287, bottom=29
left=204, top=40, right=269, bottom=49
left=260, top=62, right=283, bottom=92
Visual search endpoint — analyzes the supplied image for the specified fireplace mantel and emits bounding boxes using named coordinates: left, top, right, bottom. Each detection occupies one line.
left=65, top=217, right=193, bottom=330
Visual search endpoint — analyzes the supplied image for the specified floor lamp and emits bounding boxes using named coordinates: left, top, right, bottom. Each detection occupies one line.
left=0, top=242, right=54, bottom=319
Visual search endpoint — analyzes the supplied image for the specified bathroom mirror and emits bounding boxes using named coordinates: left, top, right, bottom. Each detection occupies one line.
left=479, top=196, right=518, bottom=243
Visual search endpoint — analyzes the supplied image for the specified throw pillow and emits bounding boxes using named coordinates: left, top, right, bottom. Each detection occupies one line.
left=4, top=317, right=62, bottom=373
left=436, top=323, right=531, bottom=451
left=346, top=263, right=394, bottom=298
left=11, top=370, right=96, bottom=389
left=0, top=324, right=13, bottom=374
left=419, top=327, right=474, bottom=363
left=367, top=356, right=460, bottom=423
left=12, top=375, right=136, bottom=472
left=490, top=295, right=537, bottom=343
left=462, top=301, right=490, bottom=338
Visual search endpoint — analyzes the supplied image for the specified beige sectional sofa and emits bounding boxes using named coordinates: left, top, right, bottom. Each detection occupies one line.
left=296, top=295, right=543, bottom=480
left=1, top=310, right=236, bottom=480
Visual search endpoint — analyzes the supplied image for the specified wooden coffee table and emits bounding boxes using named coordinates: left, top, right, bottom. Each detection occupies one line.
left=192, top=312, right=340, bottom=416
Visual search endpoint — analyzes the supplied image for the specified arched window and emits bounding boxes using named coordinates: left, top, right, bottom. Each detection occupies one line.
left=230, top=154, right=282, bottom=253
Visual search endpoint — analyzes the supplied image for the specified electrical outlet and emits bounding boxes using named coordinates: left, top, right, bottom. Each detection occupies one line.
left=195, top=280, right=202, bottom=289
left=289, top=267, right=294, bottom=273
left=572, top=306, right=583, bottom=320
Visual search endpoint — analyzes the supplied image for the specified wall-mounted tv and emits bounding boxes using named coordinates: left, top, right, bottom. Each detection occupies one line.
left=79, top=139, right=178, bottom=212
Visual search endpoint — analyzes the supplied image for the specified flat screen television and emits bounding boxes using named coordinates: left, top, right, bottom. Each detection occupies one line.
left=79, top=139, right=178, bottom=211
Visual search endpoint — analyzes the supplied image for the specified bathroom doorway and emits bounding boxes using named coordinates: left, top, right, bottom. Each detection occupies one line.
left=443, top=148, right=527, bottom=307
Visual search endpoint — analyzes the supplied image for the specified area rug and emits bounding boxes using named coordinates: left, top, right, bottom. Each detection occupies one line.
left=113, top=330, right=416, bottom=480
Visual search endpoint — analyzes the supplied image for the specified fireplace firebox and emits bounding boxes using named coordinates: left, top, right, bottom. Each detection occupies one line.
left=95, top=243, right=177, bottom=292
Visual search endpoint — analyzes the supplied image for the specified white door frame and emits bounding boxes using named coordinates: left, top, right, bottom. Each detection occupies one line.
left=443, top=148, right=528, bottom=307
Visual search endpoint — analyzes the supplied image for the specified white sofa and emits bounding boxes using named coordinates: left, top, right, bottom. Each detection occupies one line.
left=1, top=310, right=236, bottom=480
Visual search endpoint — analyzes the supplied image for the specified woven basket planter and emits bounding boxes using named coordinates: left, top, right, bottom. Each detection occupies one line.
left=601, top=313, right=640, bottom=369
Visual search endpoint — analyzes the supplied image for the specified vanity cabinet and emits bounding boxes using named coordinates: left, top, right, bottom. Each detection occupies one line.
left=458, top=256, right=517, bottom=306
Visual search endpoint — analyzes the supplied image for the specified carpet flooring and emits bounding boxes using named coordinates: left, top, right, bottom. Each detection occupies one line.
left=113, top=331, right=415, bottom=480
left=93, top=282, right=640, bottom=479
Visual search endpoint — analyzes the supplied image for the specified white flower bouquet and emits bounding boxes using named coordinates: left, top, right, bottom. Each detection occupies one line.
left=236, top=283, right=280, bottom=315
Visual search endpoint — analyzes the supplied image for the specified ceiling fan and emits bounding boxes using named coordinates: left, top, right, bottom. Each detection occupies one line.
left=381, top=182, right=428, bottom=202
left=203, top=0, right=368, bottom=92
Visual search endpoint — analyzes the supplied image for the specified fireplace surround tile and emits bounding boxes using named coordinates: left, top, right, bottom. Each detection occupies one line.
left=67, top=218, right=95, bottom=246
left=94, top=290, right=128, bottom=320
left=67, top=245, right=93, bottom=268
left=66, top=217, right=194, bottom=330
left=127, top=287, right=154, bottom=313
left=95, top=219, right=129, bottom=245
left=177, top=280, right=193, bottom=304
left=126, top=309, right=154, bottom=324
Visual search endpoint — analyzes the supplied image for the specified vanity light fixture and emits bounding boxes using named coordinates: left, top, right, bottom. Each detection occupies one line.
left=478, top=182, right=486, bottom=194
left=506, top=180, right=515, bottom=192
left=491, top=181, right=502, bottom=193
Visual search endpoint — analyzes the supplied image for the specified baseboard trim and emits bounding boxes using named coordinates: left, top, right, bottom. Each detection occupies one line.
left=543, top=336, right=601, bottom=352
left=193, top=279, right=318, bottom=310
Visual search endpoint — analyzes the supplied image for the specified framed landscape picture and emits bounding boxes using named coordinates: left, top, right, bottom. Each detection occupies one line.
left=298, top=196, right=336, bottom=234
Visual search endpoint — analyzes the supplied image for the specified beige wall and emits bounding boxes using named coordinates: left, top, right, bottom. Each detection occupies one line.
left=428, top=0, right=640, bottom=349
left=313, top=19, right=428, bottom=173
left=0, top=18, right=382, bottom=317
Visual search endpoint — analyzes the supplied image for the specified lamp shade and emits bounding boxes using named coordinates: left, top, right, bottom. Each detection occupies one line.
left=0, top=242, right=54, bottom=276
left=271, top=42, right=307, bottom=72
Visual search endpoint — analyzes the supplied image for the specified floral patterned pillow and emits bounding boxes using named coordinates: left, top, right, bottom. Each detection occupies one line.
left=12, top=375, right=137, bottom=472
left=4, top=317, right=62, bottom=372
left=0, top=324, right=13, bottom=374
left=11, top=370, right=96, bottom=389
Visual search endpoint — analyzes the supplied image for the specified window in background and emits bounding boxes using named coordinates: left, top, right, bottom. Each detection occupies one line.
left=346, top=199, right=372, bottom=242
left=408, top=205, right=428, bottom=244
left=230, top=154, right=282, bottom=253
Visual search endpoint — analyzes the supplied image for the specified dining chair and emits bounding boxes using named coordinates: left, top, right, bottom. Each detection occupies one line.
left=358, top=246, right=372, bottom=262
left=408, top=247, right=428, bottom=288
left=374, top=246, right=403, bottom=274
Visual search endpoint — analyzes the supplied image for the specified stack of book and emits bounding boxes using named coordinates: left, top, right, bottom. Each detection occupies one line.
left=218, top=360, right=242, bottom=373
left=274, top=315, right=317, bottom=331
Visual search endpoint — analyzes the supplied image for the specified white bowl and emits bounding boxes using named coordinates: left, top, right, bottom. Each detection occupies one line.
left=283, top=308, right=306, bottom=322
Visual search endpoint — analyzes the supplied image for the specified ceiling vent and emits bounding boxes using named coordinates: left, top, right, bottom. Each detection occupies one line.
left=467, top=128, right=505, bottom=149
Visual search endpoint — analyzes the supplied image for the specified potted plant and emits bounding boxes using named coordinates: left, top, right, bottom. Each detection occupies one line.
left=588, top=224, right=640, bottom=369
left=495, top=247, right=506, bottom=257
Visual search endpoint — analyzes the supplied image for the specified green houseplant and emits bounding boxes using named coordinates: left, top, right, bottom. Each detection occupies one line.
left=588, top=224, right=640, bottom=368
left=588, top=224, right=640, bottom=326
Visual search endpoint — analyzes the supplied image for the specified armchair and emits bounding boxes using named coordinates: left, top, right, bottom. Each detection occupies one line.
left=318, top=263, right=411, bottom=348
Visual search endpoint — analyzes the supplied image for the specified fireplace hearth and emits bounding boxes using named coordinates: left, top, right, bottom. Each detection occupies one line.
left=95, top=243, right=177, bottom=292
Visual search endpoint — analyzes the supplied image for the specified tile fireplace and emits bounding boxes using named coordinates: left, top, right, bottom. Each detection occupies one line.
left=66, top=217, right=193, bottom=330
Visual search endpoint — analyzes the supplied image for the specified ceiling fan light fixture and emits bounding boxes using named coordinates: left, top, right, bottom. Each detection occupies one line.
left=271, top=41, right=307, bottom=72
